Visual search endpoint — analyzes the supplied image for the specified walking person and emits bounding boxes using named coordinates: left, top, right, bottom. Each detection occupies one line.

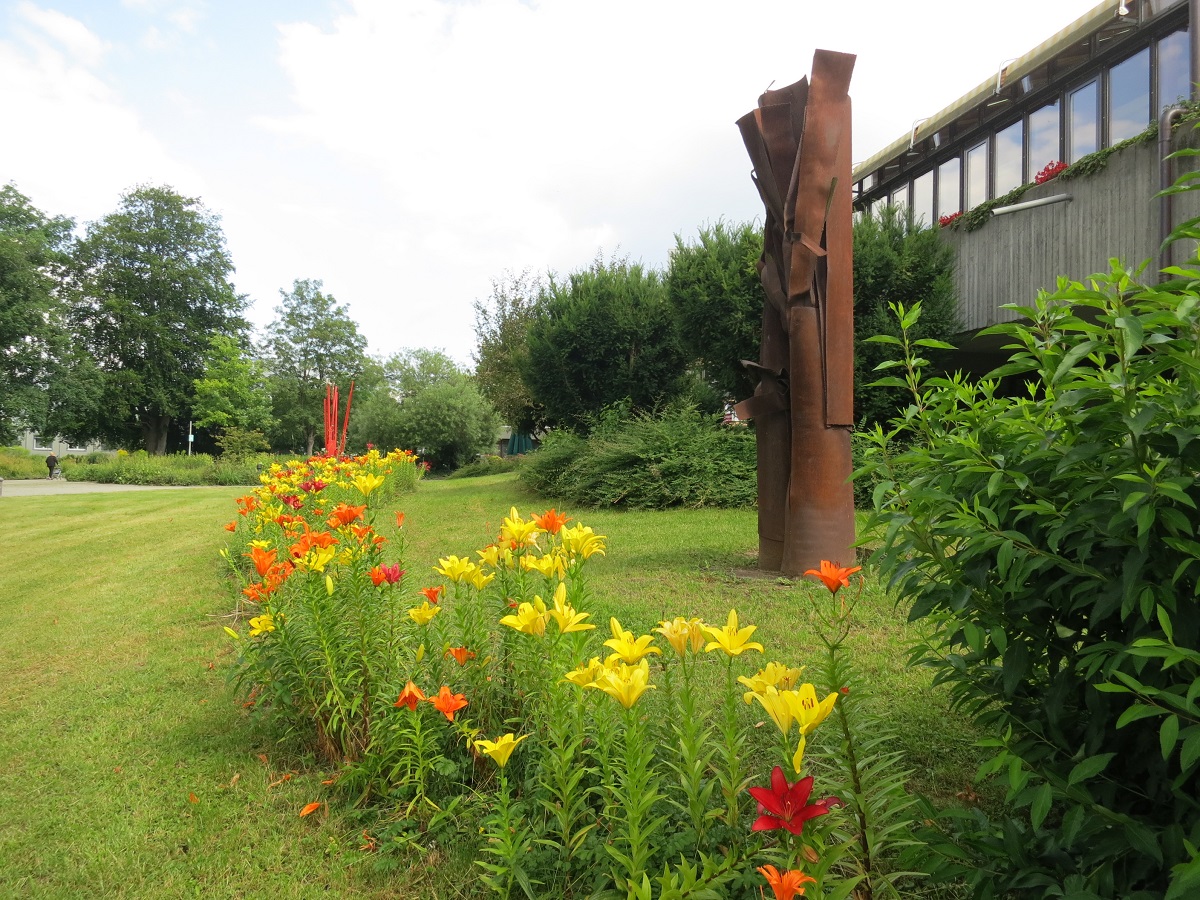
left=45, top=452, right=58, bottom=479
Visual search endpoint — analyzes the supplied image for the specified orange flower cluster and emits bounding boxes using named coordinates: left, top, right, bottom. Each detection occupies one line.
left=393, top=681, right=469, bottom=721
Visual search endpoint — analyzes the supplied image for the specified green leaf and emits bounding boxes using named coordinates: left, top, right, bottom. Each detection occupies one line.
left=1116, top=703, right=1163, bottom=728
left=1030, top=782, right=1052, bottom=830
left=1157, top=606, right=1175, bottom=642
left=1181, top=728, right=1200, bottom=772
left=1067, top=753, right=1115, bottom=785
left=914, top=338, right=957, bottom=350
left=1124, top=820, right=1163, bottom=865
left=1161, top=715, right=1181, bottom=760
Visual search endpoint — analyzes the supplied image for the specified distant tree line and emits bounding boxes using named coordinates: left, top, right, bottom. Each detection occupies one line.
left=2, top=180, right=955, bottom=468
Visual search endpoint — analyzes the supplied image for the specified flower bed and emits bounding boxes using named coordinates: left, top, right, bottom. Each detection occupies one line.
left=221, top=450, right=913, bottom=898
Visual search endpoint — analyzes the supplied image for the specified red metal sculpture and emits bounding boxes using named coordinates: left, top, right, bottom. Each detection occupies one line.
left=323, top=381, right=355, bottom=458
left=734, top=50, right=857, bottom=576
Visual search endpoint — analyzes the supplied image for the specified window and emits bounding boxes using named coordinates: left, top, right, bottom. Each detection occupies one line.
left=33, top=434, right=53, bottom=450
left=1069, top=80, right=1099, bottom=162
left=937, top=157, right=961, bottom=217
left=1109, top=47, right=1150, bottom=143
left=911, top=170, right=934, bottom=227
left=995, top=120, right=1024, bottom=194
left=965, top=141, right=988, bottom=209
left=1029, top=101, right=1062, bottom=172
left=1159, top=28, right=1190, bottom=109
left=891, top=183, right=908, bottom=212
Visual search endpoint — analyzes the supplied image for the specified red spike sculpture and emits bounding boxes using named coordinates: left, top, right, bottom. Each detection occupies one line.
left=323, top=382, right=355, bottom=458
left=733, top=50, right=857, bottom=576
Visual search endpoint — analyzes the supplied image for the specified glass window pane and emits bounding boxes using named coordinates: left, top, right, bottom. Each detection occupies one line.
left=1029, top=101, right=1061, bottom=173
left=966, top=141, right=989, bottom=208
left=1159, top=28, right=1190, bottom=109
left=1110, top=47, right=1150, bottom=143
left=911, top=170, right=934, bottom=227
left=1069, top=80, right=1098, bottom=162
left=937, top=157, right=961, bottom=218
left=995, top=120, right=1024, bottom=194
left=891, top=184, right=908, bottom=212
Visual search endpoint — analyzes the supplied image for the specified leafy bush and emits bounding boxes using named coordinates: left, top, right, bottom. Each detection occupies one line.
left=860, top=288, right=1200, bottom=898
left=520, top=404, right=756, bottom=509
left=448, top=454, right=522, bottom=479
left=0, top=447, right=49, bottom=479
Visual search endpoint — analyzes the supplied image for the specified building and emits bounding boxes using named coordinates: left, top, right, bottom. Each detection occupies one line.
left=852, top=0, right=1200, bottom=362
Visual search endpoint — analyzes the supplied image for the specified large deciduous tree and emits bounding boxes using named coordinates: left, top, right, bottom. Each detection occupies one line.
left=0, top=185, right=87, bottom=444
left=473, top=270, right=544, bottom=433
left=666, top=221, right=765, bottom=406
left=350, top=348, right=500, bottom=471
left=522, top=257, right=689, bottom=432
left=70, top=184, right=247, bottom=453
left=192, top=333, right=275, bottom=453
left=264, top=278, right=370, bottom=456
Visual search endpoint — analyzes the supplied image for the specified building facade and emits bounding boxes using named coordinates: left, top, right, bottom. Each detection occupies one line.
left=852, top=0, right=1200, bottom=345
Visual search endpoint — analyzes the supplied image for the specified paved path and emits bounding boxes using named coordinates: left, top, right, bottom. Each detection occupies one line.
left=0, top=478, right=207, bottom=497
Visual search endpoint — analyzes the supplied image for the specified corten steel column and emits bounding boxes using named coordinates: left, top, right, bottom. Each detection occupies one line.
left=734, top=50, right=857, bottom=576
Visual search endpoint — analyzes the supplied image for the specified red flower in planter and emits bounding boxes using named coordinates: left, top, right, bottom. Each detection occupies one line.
left=1035, top=160, right=1067, bottom=184
left=749, top=766, right=843, bottom=835
left=938, top=210, right=962, bottom=227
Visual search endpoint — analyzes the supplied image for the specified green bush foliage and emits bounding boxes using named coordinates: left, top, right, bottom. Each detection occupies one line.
left=448, top=454, right=522, bottom=479
left=859, top=285, right=1200, bottom=898
left=67, top=451, right=266, bottom=486
left=520, top=404, right=756, bottom=509
left=0, top=446, right=50, bottom=479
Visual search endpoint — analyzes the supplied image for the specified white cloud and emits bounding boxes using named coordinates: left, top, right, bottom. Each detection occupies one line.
left=0, top=3, right=205, bottom=225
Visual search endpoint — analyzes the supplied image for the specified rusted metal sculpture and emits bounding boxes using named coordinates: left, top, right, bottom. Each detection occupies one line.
left=323, top=381, right=355, bottom=457
left=734, top=50, right=857, bottom=576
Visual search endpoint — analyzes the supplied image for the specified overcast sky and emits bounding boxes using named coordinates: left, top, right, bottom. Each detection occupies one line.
left=1, top=0, right=1105, bottom=365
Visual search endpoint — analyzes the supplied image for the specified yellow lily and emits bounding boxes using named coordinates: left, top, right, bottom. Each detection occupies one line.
left=655, top=616, right=706, bottom=656
left=297, top=545, right=337, bottom=573
left=564, top=656, right=610, bottom=688
left=248, top=539, right=273, bottom=550
left=560, top=523, right=606, bottom=560
left=500, top=506, right=541, bottom=546
left=468, top=568, right=495, bottom=591
left=548, top=583, right=595, bottom=634
left=750, top=686, right=795, bottom=735
left=738, top=662, right=806, bottom=702
left=474, top=733, right=529, bottom=769
left=592, top=660, right=655, bottom=708
left=701, top=609, right=764, bottom=656
left=434, top=555, right=476, bottom=583
left=792, top=735, right=807, bottom=774
left=787, top=683, right=839, bottom=736
left=499, top=597, right=549, bottom=637
left=408, top=601, right=441, bottom=626
left=248, top=614, right=275, bottom=636
left=352, top=473, right=385, bottom=497
left=603, top=617, right=661, bottom=664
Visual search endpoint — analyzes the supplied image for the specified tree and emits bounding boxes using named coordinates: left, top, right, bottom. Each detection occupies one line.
left=0, top=184, right=80, bottom=444
left=473, top=270, right=544, bottom=432
left=192, top=334, right=275, bottom=452
left=852, top=206, right=959, bottom=426
left=522, top=257, right=690, bottom=431
left=349, top=348, right=500, bottom=471
left=666, top=221, right=765, bottom=406
left=264, top=278, right=370, bottom=456
left=69, top=184, right=247, bottom=453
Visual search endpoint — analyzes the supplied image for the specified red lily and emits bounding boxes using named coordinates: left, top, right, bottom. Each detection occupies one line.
left=749, top=766, right=843, bottom=835
left=802, top=560, right=862, bottom=595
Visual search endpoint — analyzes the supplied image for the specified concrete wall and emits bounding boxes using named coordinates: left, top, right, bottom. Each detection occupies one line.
left=940, top=126, right=1200, bottom=335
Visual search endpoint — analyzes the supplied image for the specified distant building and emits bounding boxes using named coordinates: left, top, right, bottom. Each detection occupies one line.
left=17, top=431, right=105, bottom=457
left=852, top=0, right=1200, bottom=366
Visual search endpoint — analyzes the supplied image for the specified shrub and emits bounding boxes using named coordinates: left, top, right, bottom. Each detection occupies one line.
left=0, top=447, right=48, bottom=479
left=860, top=288, right=1200, bottom=898
left=448, top=454, right=522, bottom=479
left=520, top=404, right=756, bottom=509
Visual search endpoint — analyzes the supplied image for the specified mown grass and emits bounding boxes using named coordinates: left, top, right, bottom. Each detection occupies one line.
left=0, top=474, right=983, bottom=898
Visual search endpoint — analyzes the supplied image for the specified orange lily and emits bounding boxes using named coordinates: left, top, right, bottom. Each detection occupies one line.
left=246, top=546, right=278, bottom=577
left=421, top=585, right=443, bottom=604
left=299, top=802, right=321, bottom=818
left=393, top=681, right=426, bottom=710
left=428, top=685, right=468, bottom=721
left=445, top=646, right=476, bottom=666
left=327, top=503, right=367, bottom=529
left=395, top=511, right=406, bottom=528
left=803, top=560, right=862, bottom=595
left=533, top=508, right=570, bottom=535
left=757, top=864, right=817, bottom=899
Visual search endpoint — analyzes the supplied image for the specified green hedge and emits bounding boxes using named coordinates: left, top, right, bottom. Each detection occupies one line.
left=520, top=404, right=756, bottom=509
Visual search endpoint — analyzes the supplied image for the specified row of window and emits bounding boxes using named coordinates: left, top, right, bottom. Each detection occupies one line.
left=868, top=25, right=1189, bottom=225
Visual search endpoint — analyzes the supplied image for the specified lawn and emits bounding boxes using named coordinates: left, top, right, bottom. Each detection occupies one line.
left=0, top=474, right=979, bottom=898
